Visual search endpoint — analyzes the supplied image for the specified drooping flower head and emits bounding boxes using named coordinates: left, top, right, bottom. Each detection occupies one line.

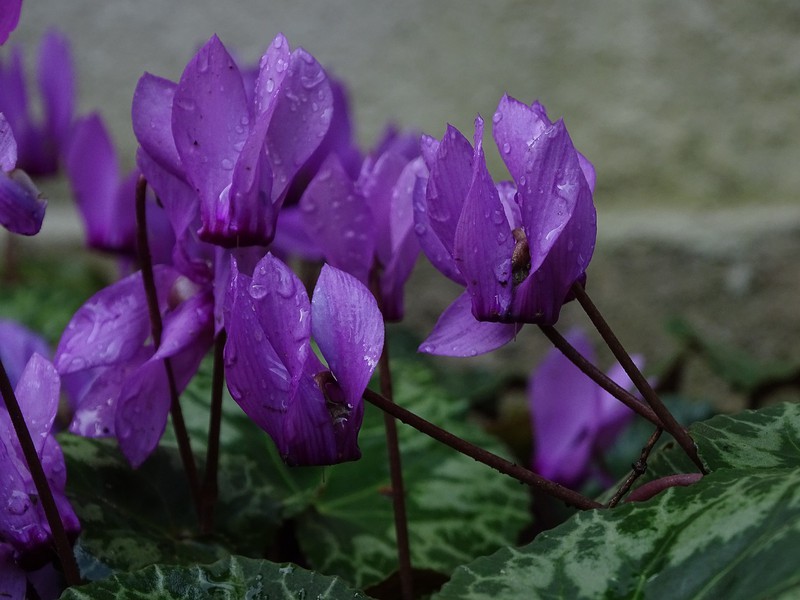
left=224, top=254, right=384, bottom=465
left=0, top=354, right=80, bottom=567
left=416, top=95, right=596, bottom=356
left=529, top=329, right=640, bottom=488
left=0, top=112, right=45, bottom=235
left=132, top=33, right=335, bottom=249
left=0, top=0, right=22, bottom=45
left=0, top=29, right=75, bottom=175
left=299, top=127, right=426, bottom=321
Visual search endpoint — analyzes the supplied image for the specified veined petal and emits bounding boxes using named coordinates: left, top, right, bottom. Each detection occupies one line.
left=0, top=319, right=50, bottom=388
left=529, top=330, right=599, bottom=486
left=0, top=0, right=22, bottom=44
left=132, top=73, right=184, bottom=180
left=264, top=43, right=334, bottom=203
left=37, top=30, right=74, bottom=152
left=453, top=116, right=514, bottom=321
left=152, top=287, right=214, bottom=361
left=0, top=169, right=46, bottom=235
left=492, top=94, right=551, bottom=184
left=13, top=354, right=59, bottom=457
left=426, top=124, right=473, bottom=258
left=496, top=180, right=521, bottom=230
left=299, top=154, right=374, bottom=283
left=172, top=35, right=249, bottom=233
left=419, top=134, right=440, bottom=171
left=0, top=113, right=16, bottom=170
left=418, top=291, right=521, bottom=357
left=413, top=173, right=464, bottom=285
left=518, top=119, right=594, bottom=276
left=311, top=264, right=383, bottom=407
left=54, top=266, right=179, bottom=374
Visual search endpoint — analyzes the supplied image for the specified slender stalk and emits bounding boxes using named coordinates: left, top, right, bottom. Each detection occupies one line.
left=0, top=359, right=80, bottom=586
left=370, top=272, right=413, bottom=600
left=538, top=325, right=663, bottom=428
left=606, top=427, right=663, bottom=507
left=135, top=176, right=202, bottom=515
left=201, top=329, right=227, bottom=533
left=571, top=283, right=707, bottom=474
left=363, top=388, right=602, bottom=511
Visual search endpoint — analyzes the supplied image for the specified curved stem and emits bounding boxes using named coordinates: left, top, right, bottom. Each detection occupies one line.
left=135, top=176, right=202, bottom=516
left=363, top=388, right=602, bottom=511
left=538, top=325, right=663, bottom=428
left=571, top=283, right=707, bottom=474
left=0, top=359, right=80, bottom=586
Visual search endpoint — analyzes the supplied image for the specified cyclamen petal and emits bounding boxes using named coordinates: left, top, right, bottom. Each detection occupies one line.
left=37, top=30, right=75, bottom=152
left=492, top=94, right=551, bottom=184
left=0, top=168, right=46, bottom=236
left=132, top=73, right=184, bottom=181
left=0, top=0, right=22, bottom=45
left=0, top=319, right=50, bottom=388
left=311, top=264, right=384, bottom=407
left=0, top=113, right=16, bottom=170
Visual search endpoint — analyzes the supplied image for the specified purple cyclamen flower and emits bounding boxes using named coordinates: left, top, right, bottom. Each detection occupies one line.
left=0, top=29, right=74, bottom=175
left=0, top=112, right=45, bottom=235
left=0, top=0, right=22, bottom=45
left=132, top=33, right=334, bottom=249
left=55, top=267, right=214, bottom=467
left=529, top=329, right=640, bottom=488
left=0, top=354, right=80, bottom=566
left=0, top=319, right=50, bottom=388
left=416, top=95, right=596, bottom=356
left=224, top=254, right=384, bottom=465
left=66, top=112, right=174, bottom=262
left=299, top=127, right=427, bottom=321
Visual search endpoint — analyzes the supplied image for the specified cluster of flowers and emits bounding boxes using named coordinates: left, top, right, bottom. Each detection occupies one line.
left=0, top=9, right=638, bottom=592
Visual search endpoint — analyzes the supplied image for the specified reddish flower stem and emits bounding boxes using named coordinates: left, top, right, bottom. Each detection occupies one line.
left=0, top=358, right=80, bottom=586
left=362, top=388, right=602, bottom=511
left=571, top=283, right=707, bottom=474
left=135, top=176, right=202, bottom=517
left=201, top=329, right=226, bottom=534
left=607, top=427, right=663, bottom=507
left=624, top=473, right=703, bottom=503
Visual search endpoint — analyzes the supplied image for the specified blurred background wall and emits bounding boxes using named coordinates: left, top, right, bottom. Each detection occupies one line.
left=9, top=0, right=800, bottom=405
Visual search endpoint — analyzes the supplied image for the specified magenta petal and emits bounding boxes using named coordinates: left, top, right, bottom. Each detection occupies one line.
left=492, top=94, right=551, bottom=184
left=265, top=48, right=333, bottom=203
left=67, top=360, right=139, bottom=438
left=14, top=354, right=59, bottom=456
left=270, top=205, right=323, bottom=261
left=0, top=0, right=22, bottom=44
left=299, top=155, right=374, bottom=283
left=426, top=124, right=473, bottom=257
left=0, top=319, right=50, bottom=388
left=529, top=330, right=599, bottom=486
left=152, top=288, right=214, bottom=361
left=67, top=113, right=135, bottom=251
left=413, top=175, right=464, bottom=285
left=0, top=113, right=16, bottom=170
left=172, top=36, right=249, bottom=228
left=418, top=292, right=521, bottom=357
left=0, top=544, right=25, bottom=599
left=419, top=134, right=440, bottom=171
left=518, top=119, right=594, bottom=275
left=37, top=30, right=74, bottom=151
left=594, top=357, right=641, bottom=450
left=132, top=73, right=184, bottom=180
left=0, top=169, right=46, bottom=235
left=453, top=117, right=514, bottom=320
left=54, top=267, right=179, bottom=374
left=311, top=264, right=384, bottom=407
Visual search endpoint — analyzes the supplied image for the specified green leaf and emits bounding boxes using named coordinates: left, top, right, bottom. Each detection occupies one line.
left=60, top=435, right=281, bottom=579
left=433, top=402, right=800, bottom=599
left=59, top=555, right=368, bottom=599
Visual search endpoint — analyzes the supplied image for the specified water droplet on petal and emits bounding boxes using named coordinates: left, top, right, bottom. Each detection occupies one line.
left=249, top=283, right=268, bottom=299
left=265, top=78, right=275, bottom=93
left=492, top=112, right=503, bottom=124
left=502, top=142, right=511, bottom=154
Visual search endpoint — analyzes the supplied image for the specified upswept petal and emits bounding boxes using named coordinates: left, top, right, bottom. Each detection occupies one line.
left=418, top=291, right=521, bottom=357
left=425, top=124, right=473, bottom=259
left=0, top=0, right=22, bottom=45
left=419, top=134, right=440, bottom=171
left=492, top=94, right=551, bottom=184
left=132, top=73, right=184, bottom=180
left=311, top=264, right=383, bottom=407
left=0, top=319, right=50, bottom=388
left=54, top=266, right=180, bottom=374
left=37, top=30, right=74, bottom=151
left=453, top=117, right=514, bottom=320
left=518, top=119, right=594, bottom=275
left=67, top=113, right=134, bottom=251
left=0, top=169, right=46, bottom=235
left=0, top=113, right=16, bottom=170
left=299, top=154, right=374, bottom=284
left=13, top=354, right=59, bottom=457
left=412, top=173, right=464, bottom=285
left=359, top=150, right=409, bottom=267
left=172, top=35, right=249, bottom=233
left=152, top=287, right=214, bottom=361
left=264, top=43, right=333, bottom=202
left=529, top=330, right=599, bottom=486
